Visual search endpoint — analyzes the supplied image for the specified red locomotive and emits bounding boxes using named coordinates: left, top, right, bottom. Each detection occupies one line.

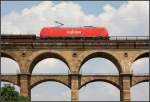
left=40, top=27, right=109, bottom=39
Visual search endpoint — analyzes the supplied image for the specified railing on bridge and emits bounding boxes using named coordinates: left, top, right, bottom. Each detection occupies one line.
left=110, top=36, right=149, bottom=40
left=1, top=73, right=149, bottom=75
left=1, top=34, right=149, bottom=40
left=31, top=73, right=69, bottom=75
left=1, top=35, right=149, bottom=49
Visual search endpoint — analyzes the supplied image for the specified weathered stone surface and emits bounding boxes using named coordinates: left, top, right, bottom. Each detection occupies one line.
left=1, top=36, right=149, bottom=101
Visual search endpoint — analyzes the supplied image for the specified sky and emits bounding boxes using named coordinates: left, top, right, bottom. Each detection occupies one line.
left=1, top=1, right=149, bottom=36
left=1, top=1, right=149, bottom=101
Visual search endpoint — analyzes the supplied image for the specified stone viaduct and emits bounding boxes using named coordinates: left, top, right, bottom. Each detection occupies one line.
left=0, top=35, right=149, bottom=102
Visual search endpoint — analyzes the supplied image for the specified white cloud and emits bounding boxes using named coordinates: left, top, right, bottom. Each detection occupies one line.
left=1, top=1, right=149, bottom=36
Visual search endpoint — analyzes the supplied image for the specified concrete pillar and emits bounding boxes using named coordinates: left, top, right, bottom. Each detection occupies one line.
left=70, top=74, right=80, bottom=102
left=120, top=74, right=132, bottom=102
left=18, top=74, right=30, bottom=101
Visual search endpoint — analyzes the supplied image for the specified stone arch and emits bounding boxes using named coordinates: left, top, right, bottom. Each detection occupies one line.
left=1, top=52, right=16, bottom=61
left=80, top=79, right=120, bottom=90
left=131, top=51, right=149, bottom=74
left=30, top=79, right=70, bottom=89
left=1, top=80, right=19, bottom=86
left=1, top=52, right=20, bottom=74
left=29, top=52, right=70, bottom=73
left=132, top=79, right=150, bottom=87
left=133, top=51, right=149, bottom=62
left=79, top=52, right=122, bottom=73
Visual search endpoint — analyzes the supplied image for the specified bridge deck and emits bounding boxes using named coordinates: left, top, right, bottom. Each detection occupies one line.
left=1, top=35, right=149, bottom=49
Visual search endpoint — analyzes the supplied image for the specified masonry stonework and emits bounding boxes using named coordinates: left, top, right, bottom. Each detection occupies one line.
left=1, top=36, right=149, bottom=101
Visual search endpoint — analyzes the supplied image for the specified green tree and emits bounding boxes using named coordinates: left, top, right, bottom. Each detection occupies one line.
left=0, top=84, right=28, bottom=102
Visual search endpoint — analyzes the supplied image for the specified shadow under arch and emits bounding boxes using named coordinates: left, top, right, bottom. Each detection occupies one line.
left=1, top=52, right=16, bottom=61
left=29, top=52, right=70, bottom=73
left=30, top=79, right=70, bottom=89
left=80, top=79, right=120, bottom=90
left=133, top=51, right=149, bottom=62
left=79, top=52, right=122, bottom=73
left=132, top=80, right=150, bottom=87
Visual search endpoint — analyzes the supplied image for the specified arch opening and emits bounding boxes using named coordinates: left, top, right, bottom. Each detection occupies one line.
left=79, top=81, right=120, bottom=101
left=80, top=79, right=120, bottom=89
left=1, top=57, right=20, bottom=74
left=79, top=52, right=121, bottom=73
left=32, top=58, right=70, bottom=74
left=133, top=52, right=149, bottom=62
left=30, top=52, right=70, bottom=74
left=80, top=58, right=119, bottom=75
left=31, top=81, right=71, bottom=101
left=1, top=52, right=15, bottom=60
left=131, top=57, right=149, bottom=74
left=131, top=82, right=149, bottom=101
left=1, top=81, right=20, bottom=93
left=31, top=79, right=70, bottom=89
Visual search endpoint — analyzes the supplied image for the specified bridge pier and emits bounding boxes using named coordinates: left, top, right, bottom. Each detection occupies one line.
left=120, top=74, right=132, bottom=102
left=18, top=74, right=31, bottom=101
left=70, top=73, right=80, bottom=102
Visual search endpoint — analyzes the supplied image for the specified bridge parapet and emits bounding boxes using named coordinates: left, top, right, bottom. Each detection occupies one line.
left=1, top=35, right=149, bottom=49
